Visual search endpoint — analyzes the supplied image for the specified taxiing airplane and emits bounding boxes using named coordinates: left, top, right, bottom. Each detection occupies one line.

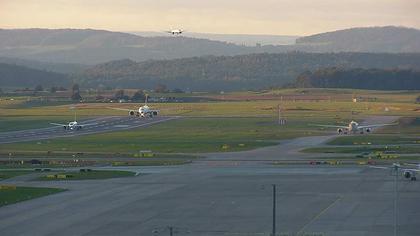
left=50, top=120, right=96, bottom=131
left=313, top=120, right=397, bottom=134
left=50, top=110, right=96, bottom=130
left=109, top=97, right=159, bottom=118
left=370, top=163, right=419, bottom=181
left=166, top=29, right=184, bottom=35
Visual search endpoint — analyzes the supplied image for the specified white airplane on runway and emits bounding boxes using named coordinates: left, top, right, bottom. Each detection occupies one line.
left=166, top=29, right=184, bottom=35
left=370, top=163, right=419, bottom=181
left=50, top=120, right=96, bottom=131
left=109, top=97, right=159, bottom=118
left=50, top=111, right=97, bottom=130
left=313, top=120, right=397, bottom=135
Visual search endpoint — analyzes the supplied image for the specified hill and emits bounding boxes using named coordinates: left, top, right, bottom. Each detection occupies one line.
left=0, top=63, right=70, bottom=89
left=130, top=31, right=299, bottom=46
left=295, top=68, right=420, bottom=90
left=76, top=53, right=420, bottom=91
left=1, top=27, right=420, bottom=65
left=296, top=26, right=420, bottom=53
left=0, top=28, right=259, bottom=64
left=0, top=57, right=88, bottom=74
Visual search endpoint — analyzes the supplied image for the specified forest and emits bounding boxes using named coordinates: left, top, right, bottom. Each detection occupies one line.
left=295, top=68, right=420, bottom=90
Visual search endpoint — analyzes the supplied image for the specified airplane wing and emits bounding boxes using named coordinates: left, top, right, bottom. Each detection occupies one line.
left=79, top=123, right=97, bottom=127
left=310, top=124, right=348, bottom=128
left=358, top=123, right=398, bottom=129
left=108, top=107, right=131, bottom=112
left=50, top=123, right=67, bottom=126
left=403, top=163, right=420, bottom=168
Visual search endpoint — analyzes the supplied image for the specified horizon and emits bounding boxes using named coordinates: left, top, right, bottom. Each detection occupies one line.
left=0, top=0, right=418, bottom=36
left=0, top=25, right=418, bottom=38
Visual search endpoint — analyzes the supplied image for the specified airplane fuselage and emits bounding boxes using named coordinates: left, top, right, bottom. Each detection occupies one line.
left=337, top=121, right=372, bottom=134
left=169, top=29, right=183, bottom=35
left=128, top=105, right=158, bottom=118
left=65, top=121, right=82, bottom=130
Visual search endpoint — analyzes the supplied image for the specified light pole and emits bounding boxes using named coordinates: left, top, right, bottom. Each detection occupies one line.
left=272, top=184, right=277, bottom=236
left=393, top=165, right=399, bottom=236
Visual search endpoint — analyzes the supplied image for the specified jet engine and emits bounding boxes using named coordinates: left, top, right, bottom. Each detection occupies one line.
left=366, top=128, right=372, bottom=133
left=337, top=128, right=343, bottom=134
left=129, top=110, right=135, bottom=116
left=403, top=171, right=417, bottom=181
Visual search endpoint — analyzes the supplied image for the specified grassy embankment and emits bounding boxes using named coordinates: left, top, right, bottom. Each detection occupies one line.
left=0, top=187, right=65, bottom=207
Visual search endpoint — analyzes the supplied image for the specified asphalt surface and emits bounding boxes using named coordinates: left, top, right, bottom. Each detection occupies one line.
left=0, top=116, right=179, bottom=144
left=1, top=164, right=419, bottom=236
left=2, top=115, right=418, bottom=236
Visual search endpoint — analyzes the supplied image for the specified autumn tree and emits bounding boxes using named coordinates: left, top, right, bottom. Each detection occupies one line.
left=155, top=84, right=168, bottom=93
left=131, top=90, right=146, bottom=101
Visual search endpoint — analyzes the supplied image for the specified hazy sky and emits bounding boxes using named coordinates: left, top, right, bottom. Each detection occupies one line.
left=1, top=0, right=419, bottom=35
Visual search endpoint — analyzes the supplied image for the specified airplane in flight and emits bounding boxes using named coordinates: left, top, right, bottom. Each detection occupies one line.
left=166, top=29, right=184, bottom=35
left=109, top=97, right=159, bottom=118
left=371, top=163, right=419, bottom=181
left=313, top=120, right=397, bottom=134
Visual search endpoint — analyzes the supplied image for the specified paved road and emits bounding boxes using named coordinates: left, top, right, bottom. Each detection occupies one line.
left=0, top=116, right=179, bottom=144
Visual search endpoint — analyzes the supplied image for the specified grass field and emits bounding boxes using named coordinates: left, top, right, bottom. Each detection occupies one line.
left=0, top=186, right=65, bottom=207
left=0, top=116, right=74, bottom=132
left=0, top=170, right=34, bottom=180
left=38, top=170, right=136, bottom=180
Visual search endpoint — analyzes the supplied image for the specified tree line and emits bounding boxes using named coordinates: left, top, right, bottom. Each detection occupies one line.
left=295, top=67, right=420, bottom=90
left=76, top=53, right=420, bottom=91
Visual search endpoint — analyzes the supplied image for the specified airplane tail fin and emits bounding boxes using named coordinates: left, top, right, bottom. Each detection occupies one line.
left=70, top=106, right=77, bottom=122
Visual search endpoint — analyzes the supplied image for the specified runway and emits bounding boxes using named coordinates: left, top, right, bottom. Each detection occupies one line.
left=0, top=116, right=180, bottom=144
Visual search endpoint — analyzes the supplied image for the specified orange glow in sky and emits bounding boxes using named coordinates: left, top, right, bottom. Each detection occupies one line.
left=0, top=0, right=418, bottom=35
